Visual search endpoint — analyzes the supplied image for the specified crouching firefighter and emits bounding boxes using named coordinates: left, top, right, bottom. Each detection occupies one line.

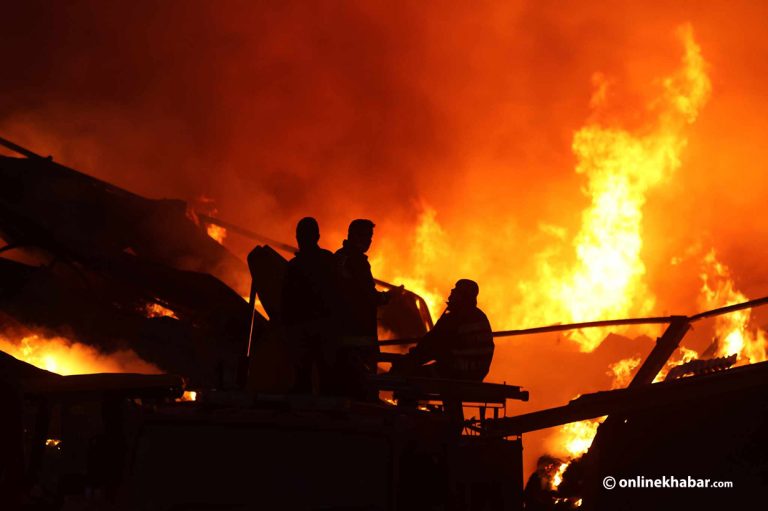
left=395, top=279, right=494, bottom=381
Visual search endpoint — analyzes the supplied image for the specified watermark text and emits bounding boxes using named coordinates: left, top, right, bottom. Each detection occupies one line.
left=602, top=475, right=733, bottom=490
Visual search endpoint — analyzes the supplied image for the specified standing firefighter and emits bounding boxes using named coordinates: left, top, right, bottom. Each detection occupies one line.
left=334, top=219, right=393, bottom=399
left=281, top=217, right=339, bottom=393
left=400, top=279, right=494, bottom=381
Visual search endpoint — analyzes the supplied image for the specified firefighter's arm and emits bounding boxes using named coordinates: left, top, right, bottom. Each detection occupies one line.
left=408, top=316, right=449, bottom=364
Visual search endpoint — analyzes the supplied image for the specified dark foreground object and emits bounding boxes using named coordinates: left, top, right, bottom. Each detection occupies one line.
left=582, top=361, right=768, bottom=511
left=9, top=367, right=524, bottom=510
left=488, top=360, right=768, bottom=511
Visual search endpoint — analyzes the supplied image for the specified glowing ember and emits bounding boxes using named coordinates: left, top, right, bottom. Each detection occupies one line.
left=45, top=439, right=61, bottom=448
left=699, top=249, right=768, bottom=364
left=180, top=390, right=197, bottom=401
left=0, top=333, right=161, bottom=375
left=144, top=302, right=179, bottom=319
left=206, top=224, right=227, bottom=244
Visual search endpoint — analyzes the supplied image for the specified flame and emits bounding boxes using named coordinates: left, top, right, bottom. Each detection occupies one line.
left=144, top=302, right=179, bottom=319
left=373, top=26, right=711, bottom=356
left=560, top=419, right=603, bottom=458
left=698, top=249, right=768, bottom=363
left=372, top=205, right=446, bottom=316
left=546, top=416, right=603, bottom=475
left=206, top=224, right=227, bottom=244
left=607, top=356, right=641, bottom=389
left=0, top=333, right=161, bottom=375
left=655, top=346, right=700, bottom=382
left=45, top=439, right=62, bottom=449
left=551, top=461, right=569, bottom=490
left=193, top=195, right=227, bottom=244
left=366, top=26, right=711, bottom=484
left=511, top=24, right=710, bottom=352
left=242, top=294, right=269, bottom=320
left=546, top=418, right=602, bottom=491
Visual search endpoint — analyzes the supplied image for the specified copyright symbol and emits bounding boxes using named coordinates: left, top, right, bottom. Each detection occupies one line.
left=603, top=476, right=616, bottom=490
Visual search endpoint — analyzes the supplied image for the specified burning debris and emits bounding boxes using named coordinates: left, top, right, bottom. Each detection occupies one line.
left=0, top=331, right=160, bottom=375
left=699, top=249, right=768, bottom=363
left=0, top=133, right=433, bottom=389
left=0, top=140, right=260, bottom=386
left=143, top=301, right=179, bottom=320
left=663, top=353, right=738, bottom=381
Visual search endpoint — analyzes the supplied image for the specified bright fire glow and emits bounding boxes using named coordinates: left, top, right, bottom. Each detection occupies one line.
left=559, top=419, right=603, bottom=457
left=549, top=417, right=604, bottom=459
left=368, top=26, right=713, bottom=484
left=552, top=461, right=568, bottom=489
left=546, top=418, right=603, bottom=490
left=242, top=294, right=269, bottom=320
left=374, top=205, right=446, bottom=317
left=374, top=25, right=711, bottom=355
left=513, top=24, right=710, bottom=352
left=144, top=302, right=179, bottom=319
left=607, top=356, right=641, bottom=389
left=655, top=346, right=700, bottom=382
left=699, top=249, right=767, bottom=363
left=206, top=224, right=227, bottom=244
left=0, top=333, right=161, bottom=375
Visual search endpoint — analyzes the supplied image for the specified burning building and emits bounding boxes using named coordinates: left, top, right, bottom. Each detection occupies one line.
left=1, top=1, right=768, bottom=509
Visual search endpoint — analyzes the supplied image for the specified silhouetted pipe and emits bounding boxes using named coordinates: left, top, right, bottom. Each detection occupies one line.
left=378, top=293, right=768, bottom=346
left=0, top=135, right=48, bottom=160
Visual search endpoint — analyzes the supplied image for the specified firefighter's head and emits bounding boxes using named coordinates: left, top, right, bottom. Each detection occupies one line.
left=447, top=279, right=479, bottom=310
left=347, top=218, right=375, bottom=253
left=296, top=217, right=320, bottom=251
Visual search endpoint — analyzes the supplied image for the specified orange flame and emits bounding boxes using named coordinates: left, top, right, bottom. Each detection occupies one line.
left=655, top=346, right=700, bottom=382
left=375, top=25, right=711, bottom=355
left=512, top=24, right=710, bottom=352
left=607, top=356, right=642, bottom=389
left=206, top=224, right=227, bottom=244
left=144, top=302, right=179, bottom=319
left=0, top=333, right=161, bottom=375
left=372, top=204, right=446, bottom=316
left=552, top=461, right=568, bottom=490
left=367, top=26, right=712, bottom=482
left=549, top=419, right=604, bottom=460
left=699, top=249, right=768, bottom=363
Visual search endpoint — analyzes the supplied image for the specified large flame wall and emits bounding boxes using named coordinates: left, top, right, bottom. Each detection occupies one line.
left=2, top=1, right=768, bottom=478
